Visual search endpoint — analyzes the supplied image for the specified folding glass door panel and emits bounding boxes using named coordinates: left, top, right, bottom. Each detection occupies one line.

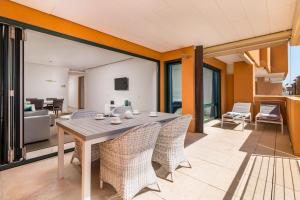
left=0, top=23, right=9, bottom=165
left=0, top=23, right=25, bottom=166
left=11, top=26, right=25, bottom=162
left=165, top=61, right=182, bottom=113
left=203, top=65, right=220, bottom=122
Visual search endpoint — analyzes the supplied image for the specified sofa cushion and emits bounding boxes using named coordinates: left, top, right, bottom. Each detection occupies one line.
left=24, top=104, right=33, bottom=112
left=256, top=113, right=281, bottom=121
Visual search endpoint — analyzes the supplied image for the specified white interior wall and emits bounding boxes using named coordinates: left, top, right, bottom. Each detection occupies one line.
left=85, top=58, right=157, bottom=113
left=24, top=62, right=69, bottom=111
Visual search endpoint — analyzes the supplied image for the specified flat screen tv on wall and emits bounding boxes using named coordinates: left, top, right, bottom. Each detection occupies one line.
left=114, top=77, right=129, bottom=90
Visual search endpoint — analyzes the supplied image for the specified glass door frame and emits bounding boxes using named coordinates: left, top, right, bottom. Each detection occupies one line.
left=203, top=63, right=221, bottom=122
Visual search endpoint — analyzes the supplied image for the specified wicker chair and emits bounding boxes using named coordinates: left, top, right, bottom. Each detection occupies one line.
left=152, top=115, right=192, bottom=182
left=70, top=110, right=100, bottom=164
left=99, top=122, right=162, bottom=200
left=111, top=106, right=132, bottom=117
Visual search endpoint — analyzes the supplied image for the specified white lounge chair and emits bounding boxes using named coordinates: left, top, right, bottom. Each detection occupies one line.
left=221, top=102, right=252, bottom=131
left=255, top=102, right=283, bottom=133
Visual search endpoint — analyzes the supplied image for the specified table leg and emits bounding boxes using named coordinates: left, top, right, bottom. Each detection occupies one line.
left=58, top=127, right=65, bottom=179
left=82, top=141, right=92, bottom=200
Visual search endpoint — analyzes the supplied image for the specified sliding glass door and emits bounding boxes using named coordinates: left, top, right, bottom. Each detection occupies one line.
left=165, top=61, right=182, bottom=113
left=0, top=23, right=25, bottom=165
left=203, top=65, right=220, bottom=122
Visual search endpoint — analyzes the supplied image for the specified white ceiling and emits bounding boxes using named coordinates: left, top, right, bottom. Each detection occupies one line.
left=13, top=0, right=297, bottom=52
left=25, top=30, right=132, bottom=70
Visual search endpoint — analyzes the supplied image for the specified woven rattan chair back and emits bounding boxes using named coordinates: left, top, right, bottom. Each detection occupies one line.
left=70, top=110, right=97, bottom=119
left=111, top=106, right=132, bottom=117
left=99, top=122, right=162, bottom=200
left=159, top=114, right=192, bottom=146
left=104, top=122, right=161, bottom=154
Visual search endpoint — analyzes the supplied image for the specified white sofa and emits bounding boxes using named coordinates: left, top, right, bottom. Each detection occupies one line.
left=24, top=110, right=50, bottom=144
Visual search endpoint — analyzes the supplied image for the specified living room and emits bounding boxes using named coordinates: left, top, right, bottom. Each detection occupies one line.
left=24, top=29, right=159, bottom=158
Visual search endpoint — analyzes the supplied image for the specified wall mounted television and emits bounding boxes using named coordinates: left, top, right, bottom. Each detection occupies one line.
left=114, top=77, right=129, bottom=90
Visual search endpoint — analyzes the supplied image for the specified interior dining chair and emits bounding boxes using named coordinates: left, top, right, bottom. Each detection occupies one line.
left=31, top=99, right=44, bottom=110
left=53, top=99, right=64, bottom=116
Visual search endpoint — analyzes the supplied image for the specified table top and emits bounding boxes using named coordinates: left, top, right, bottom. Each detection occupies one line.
left=56, top=112, right=179, bottom=141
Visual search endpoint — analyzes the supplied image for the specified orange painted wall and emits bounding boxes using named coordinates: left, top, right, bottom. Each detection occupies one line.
left=234, top=61, right=255, bottom=103
left=256, top=77, right=283, bottom=95
left=160, top=47, right=195, bottom=131
left=0, top=0, right=161, bottom=61
left=286, top=97, right=300, bottom=155
left=271, top=44, right=288, bottom=75
left=226, top=74, right=234, bottom=112
left=203, top=58, right=227, bottom=114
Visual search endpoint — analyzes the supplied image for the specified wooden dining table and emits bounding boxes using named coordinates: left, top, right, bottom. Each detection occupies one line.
left=56, top=112, right=179, bottom=200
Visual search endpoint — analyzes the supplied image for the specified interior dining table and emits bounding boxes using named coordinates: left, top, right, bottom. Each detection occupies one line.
left=56, top=112, right=179, bottom=200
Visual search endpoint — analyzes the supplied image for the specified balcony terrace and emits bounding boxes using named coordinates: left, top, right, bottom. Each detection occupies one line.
left=1, top=120, right=299, bottom=200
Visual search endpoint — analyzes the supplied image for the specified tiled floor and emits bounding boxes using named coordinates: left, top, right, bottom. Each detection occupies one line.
left=1, top=120, right=299, bottom=200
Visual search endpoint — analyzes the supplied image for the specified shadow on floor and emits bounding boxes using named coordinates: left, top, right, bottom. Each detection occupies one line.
left=217, top=121, right=300, bottom=200
left=25, top=128, right=74, bottom=152
left=184, top=132, right=208, bottom=148
left=212, top=122, right=254, bottom=131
